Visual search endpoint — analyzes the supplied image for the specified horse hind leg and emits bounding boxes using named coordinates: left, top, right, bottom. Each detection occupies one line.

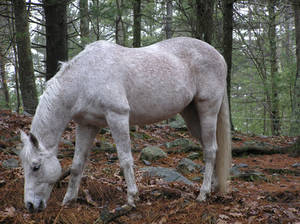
left=180, top=101, right=201, bottom=139
left=181, top=101, right=218, bottom=194
left=183, top=98, right=222, bottom=201
left=63, top=124, right=99, bottom=205
left=196, top=98, right=223, bottom=201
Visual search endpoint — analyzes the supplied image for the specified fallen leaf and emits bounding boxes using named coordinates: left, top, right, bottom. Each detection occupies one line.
left=229, top=212, right=243, bottom=218
left=219, top=214, right=230, bottom=220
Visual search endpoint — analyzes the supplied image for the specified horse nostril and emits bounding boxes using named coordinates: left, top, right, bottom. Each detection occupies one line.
left=26, top=202, right=34, bottom=213
left=38, top=201, right=44, bottom=211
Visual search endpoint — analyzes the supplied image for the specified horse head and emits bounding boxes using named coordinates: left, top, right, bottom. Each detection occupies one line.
left=19, top=130, right=62, bottom=212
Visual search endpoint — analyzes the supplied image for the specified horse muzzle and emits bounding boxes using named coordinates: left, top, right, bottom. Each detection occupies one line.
left=25, top=200, right=45, bottom=213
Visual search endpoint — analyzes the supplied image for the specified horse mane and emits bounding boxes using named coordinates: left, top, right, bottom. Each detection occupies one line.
left=30, top=74, right=63, bottom=138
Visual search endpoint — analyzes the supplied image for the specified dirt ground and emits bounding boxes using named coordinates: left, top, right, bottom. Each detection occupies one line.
left=0, top=110, right=299, bottom=224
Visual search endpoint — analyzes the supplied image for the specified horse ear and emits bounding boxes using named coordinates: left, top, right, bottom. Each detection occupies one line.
left=29, top=133, right=39, bottom=149
left=20, top=130, right=29, bottom=143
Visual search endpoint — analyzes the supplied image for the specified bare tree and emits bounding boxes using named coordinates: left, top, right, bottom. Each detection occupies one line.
left=223, top=0, right=235, bottom=130
left=291, top=0, right=300, bottom=135
left=116, top=0, right=126, bottom=46
left=43, top=0, right=68, bottom=80
left=79, top=0, right=89, bottom=47
left=165, top=0, right=173, bottom=39
left=0, top=49, right=10, bottom=108
left=195, top=0, right=215, bottom=44
left=268, top=0, right=280, bottom=136
left=133, top=0, right=141, bottom=47
left=13, top=0, right=38, bottom=114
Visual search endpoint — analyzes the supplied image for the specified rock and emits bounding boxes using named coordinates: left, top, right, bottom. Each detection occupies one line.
left=140, top=166, right=194, bottom=185
left=236, top=163, right=248, bottom=168
left=238, top=170, right=266, bottom=182
left=142, top=160, right=152, bottom=166
left=140, top=146, right=167, bottom=161
left=168, top=115, right=187, bottom=130
left=230, top=166, right=242, bottom=178
left=165, top=138, right=201, bottom=153
left=131, top=132, right=151, bottom=140
left=292, top=163, right=300, bottom=168
left=187, top=152, right=201, bottom=160
left=191, top=176, right=202, bottom=182
left=243, top=141, right=277, bottom=149
left=176, top=158, right=202, bottom=175
left=2, top=158, right=19, bottom=169
left=92, top=141, right=116, bottom=153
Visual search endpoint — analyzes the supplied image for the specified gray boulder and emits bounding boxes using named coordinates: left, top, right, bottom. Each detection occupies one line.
left=176, top=158, right=202, bottom=175
left=165, top=138, right=201, bottom=153
left=140, top=146, right=167, bottom=161
left=140, top=166, right=194, bottom=185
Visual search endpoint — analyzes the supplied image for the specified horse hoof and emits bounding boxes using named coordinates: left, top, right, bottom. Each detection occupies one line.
left=127, top=194, right=139, bottom=207
left=196, top=193, right=207, bottom=202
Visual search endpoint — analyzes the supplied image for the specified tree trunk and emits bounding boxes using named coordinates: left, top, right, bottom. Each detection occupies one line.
left=79, top=0, right=89, bottom=47
left=195, top=0, right=215, bottom=44
left=13, top=0, right=38, bottom=115
left=165, top=0, right=173, bottom=39
left=268, top=0, right=280, bottom=136
left=133, top=0, right=141, bottom=47
left=116, top=0, right=126, bottom=46
left=291, top=0, right=300, bottom=135
left=222, top=0, right=234, bottom=131
left=0, top=50, right=10, bottom=109
left=43, top=0, right=68, bottom=81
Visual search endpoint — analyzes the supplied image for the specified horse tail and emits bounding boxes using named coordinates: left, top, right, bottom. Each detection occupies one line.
left=215, top=89, right=232, bottom=193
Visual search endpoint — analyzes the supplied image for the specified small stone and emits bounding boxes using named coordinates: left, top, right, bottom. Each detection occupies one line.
left=236, top=163, right=248, bottom=168
left=143, top=160, right=152, bottom=166
left=292, top=163, right=300, bottom=168
left=192, top=176, right=202, bottom=182
left=230, top=166, right=242, bottom=177
left=187, top=152, right=201, bottom=160
left=2, top=158, right=19, bottom=169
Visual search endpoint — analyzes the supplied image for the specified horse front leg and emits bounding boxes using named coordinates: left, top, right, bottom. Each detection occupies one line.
left=62, top=124, right=98, bottom=205
left=106, top=111, right=139, bottom=207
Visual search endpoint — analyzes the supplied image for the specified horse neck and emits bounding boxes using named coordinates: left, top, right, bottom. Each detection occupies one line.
left=30, top=80, right=71, bottom=154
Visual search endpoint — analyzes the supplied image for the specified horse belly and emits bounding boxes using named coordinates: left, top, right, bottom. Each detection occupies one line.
left=127, top=80, right=194, bottom=125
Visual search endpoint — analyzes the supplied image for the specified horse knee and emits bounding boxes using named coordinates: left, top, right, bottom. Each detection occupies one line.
left=119, top=157, right=134, bottom=170
left=204, top=147, right=217, bottom=162
left=71, top=161, right=84, bottom=176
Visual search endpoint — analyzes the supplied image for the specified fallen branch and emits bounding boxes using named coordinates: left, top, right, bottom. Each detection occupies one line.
left=232, top=146, right=287, bottom=157
left=94, top=204, right=133, bottom=224
left=140, top=185, right=195, bottom=200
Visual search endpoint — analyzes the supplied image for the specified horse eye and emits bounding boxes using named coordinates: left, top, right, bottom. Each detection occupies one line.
left=32, top=164, right=41, bottom=172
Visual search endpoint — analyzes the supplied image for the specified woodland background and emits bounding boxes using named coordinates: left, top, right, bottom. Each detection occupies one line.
left=0, top=1, right=300, bottom=223
left=0, top=0, right=299, bottom=137
left=0, top=0, right=300, bottom=135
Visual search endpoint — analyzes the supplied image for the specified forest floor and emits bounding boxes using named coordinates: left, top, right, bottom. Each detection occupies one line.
left=0, top=110, right=299, bottom=224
